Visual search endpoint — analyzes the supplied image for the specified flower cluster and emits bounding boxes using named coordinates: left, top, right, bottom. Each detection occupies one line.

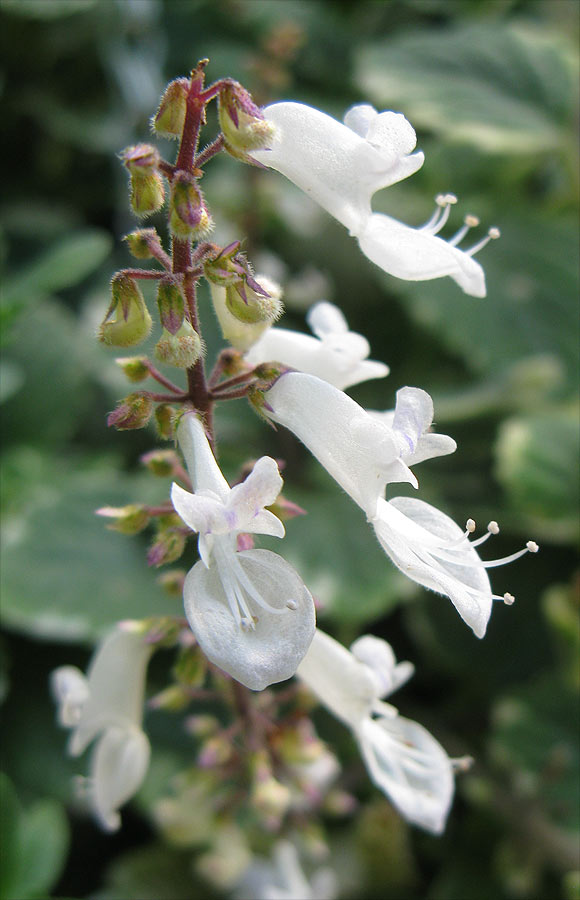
left=51, top=63, right=537, bottom=855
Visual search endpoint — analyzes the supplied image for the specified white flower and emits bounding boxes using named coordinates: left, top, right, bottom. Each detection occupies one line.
left=297, top=629, right=454, bottom=834
left=171, top=413, right=315, bottom=691
left=252, top=102, right=499, bottom=297
left=245, top=301, right=389, bottom=390
left=236, top=840, right=337, bottom=900
left=265, top=373, right=536, bottom=638
left=51, top=625, right=151, bottom=831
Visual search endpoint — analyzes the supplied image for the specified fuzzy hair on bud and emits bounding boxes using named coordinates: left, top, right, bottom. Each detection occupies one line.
left=152, top=78, right=190, bottom=138
left=154, top=321, right=204, bottom=369
left=169, top=172, right=213, bottom=239
left=218, top=82, right=276, bottom=161
left=156, top=278, right=186, bottom=335
left=124, top=228, right=164, bottom=260
left=99, top=275, right=153, bottom=348
left=115, top=356, right=150, bottom=383
left=107, top=393, right=153, bottom=430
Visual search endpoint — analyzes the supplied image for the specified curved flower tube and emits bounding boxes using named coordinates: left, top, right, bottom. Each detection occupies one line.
left=245, top=301, right=389, bottom=390
left=297, top=629, right=454, bottom=834
left=252, top=102, right=497, bottom=297
left=265, top=372, right=535, bottom=637
left=171, top=413, right=315, bottom=690
left=51, top=625, right=151, bottom=831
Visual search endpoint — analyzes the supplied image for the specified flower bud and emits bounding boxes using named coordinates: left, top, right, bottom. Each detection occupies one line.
left=156, top=278, right=185, bottom=334
left=198, top=735, right=232, bottom=768
left=155, top=321, right=204, bottom=369
left=96, top=503, right=150, bottom=535
left=124, top=228, right=164, bottom=260
left=140, top=448, right=180, bottom=476
left=203, top=241, right=242, bottom=287
left=149, top=684, right=191, bottom=712
left=157, top=568, right=186, bottom=597
left=266, top=493, right=307, bottom=522
left=209, top=275, right=283, bottom=350
left=122, top=143, right=159, bottom=175
left=130, top=172, right=165, bottom=218
left=218, top=82, right=276, bottom=161
left=185, top=714, right=219, bottom=738
left=147, top=515, right=187, bottom=566
left=250, top=750, right=290, bottom=828
left=107, top=392, right=153, bottom=430
left=115, top=356, right=150, bottom=382
left=154, top=403, right=177, bottom=440
left=173, top=645, right=206, bottom=688
left=152, top=77, right=190, bottom=138
left=169, top=172, right=213, bottom=239
left=226, top=276, right=283, bottom=326
left=99, top=274, right=153, bottom=348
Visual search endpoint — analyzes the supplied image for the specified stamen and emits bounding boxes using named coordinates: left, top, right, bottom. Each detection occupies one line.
left=420, top=193, right=457, bottom=234
left=240, top=616, right=255, bottom=631
left=503, top=593, right=515, bottom=605
left=470, top=521, right=500, bottom=548
left=466, top=226, right=501, bottom=257
left=448, top=214, right=480, bottom=247
left=466, top=518, right=476, bottom=533
left=443, top=517, right=476, bottom=549
left=526, top=541, right=539, bottom=553
left=286, top=599, right=298, bottom=610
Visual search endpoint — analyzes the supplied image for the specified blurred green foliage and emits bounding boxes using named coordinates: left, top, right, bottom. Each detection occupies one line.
left=0, top=1, right=578, bottom=898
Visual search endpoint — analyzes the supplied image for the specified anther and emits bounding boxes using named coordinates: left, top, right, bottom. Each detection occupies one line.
left=240, top=616, right=255, bottom=632
left=421, top=193, right=456, bottom=233
left=466, top=226, right=501, bottom=257
left=452, top=755, right=474, bottom=772
left=466, top=518, right=476, bottom=533
left=286, top=599, right=298, bottom=610
left=487, top=521, right=500, bottom=535
left=526, top=541, right=539, bottom=553
left=448, top=214, right=480, bottom=247
left=503, top=593, right=515, bottom=605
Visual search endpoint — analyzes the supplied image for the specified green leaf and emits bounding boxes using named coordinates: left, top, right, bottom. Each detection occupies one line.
left=270, top=486, right=415, bottom=626
left=489, top=674, right=580, bottom=834
left=93, top=843, right=211, bottom=900
left=1, top=300, right=96, bottom=445
left=392, top=211, right=579, bottom=390
left=1, top=0, right=96, bottom=19
left=355, top=23, right=578, bottom=154
left=1, top=449, right=183, bottom=642
left=2, top=229, right=112, bottom=313
left=495, top=409, right=579, bottom=542
left=0, top=773, right=69, bottom=900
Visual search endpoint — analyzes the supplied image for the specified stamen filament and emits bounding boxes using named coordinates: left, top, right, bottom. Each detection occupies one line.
left=466, top=227, right=501, bottom=257
left=448, top=215, right=480, bottom=247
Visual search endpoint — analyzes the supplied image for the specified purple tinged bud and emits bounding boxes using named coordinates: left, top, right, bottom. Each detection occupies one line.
left=140, top=448, right=181, bottom=476
left=148, top=517, right=187, bottom=566
left=96, top=503, right=150, bottom=535
left=169, top=172, right=213, bottom=239
left=156, top=568, right=186, bottom=597
left=122, top=143, right=160, bottom=175
left=107, top=392, right=153, bottom=430
left=124, top=228, right=165, bottom=260
left=218, top=82, right=276, bottom=161
left=156, top=278, right=185, bottom=334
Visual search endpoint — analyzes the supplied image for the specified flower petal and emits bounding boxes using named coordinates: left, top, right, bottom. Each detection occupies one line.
left=176, top=413, right=230, bottom=499
left=69, top=629, right=151, bottom=756
left=306, top=301, right=348, bottom=338
left=350, top=634, right=414, bottom=698
left=184, top=549, right=315, bottom=691
left=356, top=713, right=454, bottom=834
left=372, top=497, right=492, bottom=638
left=297, top=629, right=378, bottom=728
left=252, top=102, right=423, bottom=235
left=170, top=482, right=227, bottom=535
left=227, top=456, right=284, bottom=530
left=357, top=212, right=486, bottom=298
left=91, top=725, right=151, bottom=832
left=266, top=372, right=399, bottom=514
